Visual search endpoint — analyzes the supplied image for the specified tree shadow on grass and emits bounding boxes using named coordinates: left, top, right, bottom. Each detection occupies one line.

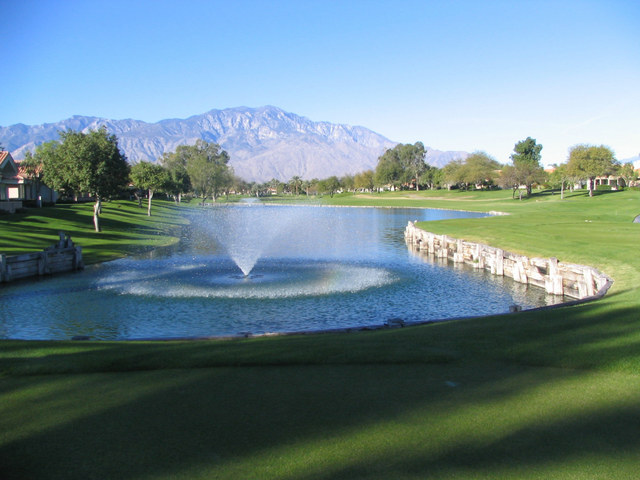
left=1, top=361, right=639, bottom=480
left=0, top=201, right=186, bottom=263
left=1, top=296, right=640, bottom=479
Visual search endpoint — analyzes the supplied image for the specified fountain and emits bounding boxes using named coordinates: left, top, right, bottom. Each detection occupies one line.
left=205, top=203, right=304, bottom=277
left=0, top=205, right=567, bottom=340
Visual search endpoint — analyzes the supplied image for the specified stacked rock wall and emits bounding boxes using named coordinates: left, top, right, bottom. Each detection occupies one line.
left=0, top=232, right=83, bottom=283
left=405, top=221, right=611, bottom=300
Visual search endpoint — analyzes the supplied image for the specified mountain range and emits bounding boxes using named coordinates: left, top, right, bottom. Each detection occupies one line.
left=1, top=106, right=469, bottom=183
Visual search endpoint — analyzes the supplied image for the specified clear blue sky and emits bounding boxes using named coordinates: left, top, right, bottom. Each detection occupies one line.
left=2, top=0, right=639, bottom=165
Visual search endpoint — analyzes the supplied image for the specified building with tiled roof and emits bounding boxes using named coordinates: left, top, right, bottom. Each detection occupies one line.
left=1, top=151, right=58, bottom=212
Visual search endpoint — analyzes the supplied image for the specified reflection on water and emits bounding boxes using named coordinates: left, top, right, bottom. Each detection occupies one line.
left=0, top=206, right=566, bottom=340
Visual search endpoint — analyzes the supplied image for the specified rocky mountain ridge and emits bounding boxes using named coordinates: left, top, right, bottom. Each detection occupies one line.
left=1, top=106, right=468, bottom=182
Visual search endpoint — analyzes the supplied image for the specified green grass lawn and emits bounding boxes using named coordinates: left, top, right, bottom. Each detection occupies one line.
left=1, top=189, right=640, bottom=479
left=0, top=199, right=188, bottom=263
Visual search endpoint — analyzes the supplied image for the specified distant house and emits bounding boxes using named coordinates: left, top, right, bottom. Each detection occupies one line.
left=16, top=158, right=58, bottom=203
left=0, top=151, right=58, bottom=212
left=594, top=175, right=629, bottom=190
left=0, top=151, right=23, bottom=212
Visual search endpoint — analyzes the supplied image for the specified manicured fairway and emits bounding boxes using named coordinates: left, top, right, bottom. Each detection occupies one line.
left=1, top=189, right=639, bottom=479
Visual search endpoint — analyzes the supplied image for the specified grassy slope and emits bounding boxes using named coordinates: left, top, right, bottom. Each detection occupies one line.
left=1, top=190, right=640, bottom=479
left=0, top=199, right=188, bottom=263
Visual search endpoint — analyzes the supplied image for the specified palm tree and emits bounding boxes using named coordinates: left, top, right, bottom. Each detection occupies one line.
left=289, top=176, right=302, bottom=196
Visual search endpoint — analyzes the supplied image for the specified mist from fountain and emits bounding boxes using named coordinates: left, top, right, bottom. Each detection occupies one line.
left=204, top=203, right=307, bottom=277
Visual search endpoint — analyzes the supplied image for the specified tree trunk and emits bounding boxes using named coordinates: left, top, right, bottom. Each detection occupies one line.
left=93, top=197, right=101, bottom=232
left=588, top=178, right=594, bottom=197
left=560, top=180, right=565, bottom=200
left=147, top=189, right=153, bottom=216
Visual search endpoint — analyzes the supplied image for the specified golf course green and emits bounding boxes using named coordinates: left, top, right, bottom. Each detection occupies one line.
left=1, top=188, right=639, bottom=479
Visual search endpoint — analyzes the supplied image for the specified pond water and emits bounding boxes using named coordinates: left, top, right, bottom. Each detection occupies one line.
left=0, top=205, right=565, bottom=340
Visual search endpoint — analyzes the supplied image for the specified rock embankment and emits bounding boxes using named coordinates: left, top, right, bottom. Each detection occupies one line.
left=0, top=232, right=83, bottom=283
left=405, top=221, right=611, bottom=300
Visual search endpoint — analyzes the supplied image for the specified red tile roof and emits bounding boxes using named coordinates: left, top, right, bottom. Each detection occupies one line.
left=16, top=160, right=43, bottom=177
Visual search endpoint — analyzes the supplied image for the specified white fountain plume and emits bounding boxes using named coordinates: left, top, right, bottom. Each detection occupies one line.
left=207, top=204, right=306, bottom=277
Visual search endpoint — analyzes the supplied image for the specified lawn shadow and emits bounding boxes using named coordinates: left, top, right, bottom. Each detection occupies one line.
left=1, top=297, right=640, bottom=478
left=1, top=360, right=638, bottom=479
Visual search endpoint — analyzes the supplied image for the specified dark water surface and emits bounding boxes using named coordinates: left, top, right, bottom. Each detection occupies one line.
left=0, top=206, right=564, bottom=340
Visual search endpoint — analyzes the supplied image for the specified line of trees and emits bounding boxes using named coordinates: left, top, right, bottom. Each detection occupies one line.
left=25, top=130, right=235, bottom=231
left=280, top=139, right=633, bottom=200
left=354, top=137, right=633, bottom=201
left=22, top=128, right=638, bottom=231
left=240, top=140, right=633, bottom=199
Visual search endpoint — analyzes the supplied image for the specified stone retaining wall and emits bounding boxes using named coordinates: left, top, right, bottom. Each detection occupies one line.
left=0, top=232, right=83, bottom=283
left=405, top=221, right=612, bottom=300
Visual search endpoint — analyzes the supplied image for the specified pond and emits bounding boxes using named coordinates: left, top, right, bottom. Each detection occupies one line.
left=0, top=205, right=565, bottom=340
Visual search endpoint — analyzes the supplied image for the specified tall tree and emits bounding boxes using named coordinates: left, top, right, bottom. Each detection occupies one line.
left=460, top=152, right=500, bottom=189
left=373, top=143, right=428, bottom=190
left=354, top=170, right=374, bottom=192
left=231, top=175, right=249, bottom=196
left=567, top=144, right=617, bottom=197
left=498, top=164, right=521, bottom=199
left=182, top=140, right=231, bottom=204
left=430, top=167, right=445, bottom=189
left=33, top=140, right=67, bottom=192
left=288, top=176, right=303, bottom=196
left=20, top=150, right=46, bottom=202
left=420, top=164, right=437, bottom=190
left=618, top=162, right=637, bottom=188
left=547, top=164, right=569, bottom=199
left=268, top=178, right=283, bottom=195
left=399, top=142, right=427, bottom=190
left=443, top=154, right=499, bottom=191
left=130, top=161, right=169, bottom=216
left=41, top=127, right=129, bottom=231
left=374, top=147, right=403, bottom=189
left=441, top=159, right=467, bottom=190
left=510, top=137, right=545, bottom=196
left=340, top=174, right=355, bottom=193
left=302, top=179, right=313, bottom=196
left=318, top=176, right=340, bottom=197
left=159, top=150, right=191, bottom=204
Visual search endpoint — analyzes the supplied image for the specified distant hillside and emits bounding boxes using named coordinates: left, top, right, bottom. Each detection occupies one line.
left=0, top=106, right=468, bottom=182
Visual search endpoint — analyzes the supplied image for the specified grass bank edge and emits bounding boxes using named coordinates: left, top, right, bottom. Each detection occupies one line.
left=0, top=198, right=190, bottom=264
